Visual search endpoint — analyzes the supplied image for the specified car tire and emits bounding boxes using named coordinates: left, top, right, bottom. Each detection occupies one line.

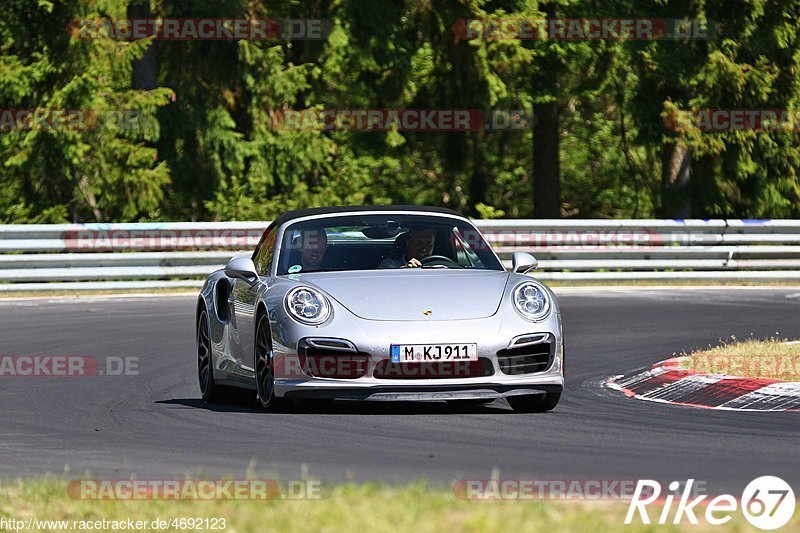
left=507, top=392, right=561, bottom=413
left=197, top=308, right=226, bottom=402
left=254, top=311, right=290, bottom=412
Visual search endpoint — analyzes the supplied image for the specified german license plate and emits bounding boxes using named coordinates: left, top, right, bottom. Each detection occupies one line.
left=390, top=343, right=478, bottom=363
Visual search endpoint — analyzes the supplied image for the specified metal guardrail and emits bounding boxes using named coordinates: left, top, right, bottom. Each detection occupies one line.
left=2, top=219, right=800, bottom=291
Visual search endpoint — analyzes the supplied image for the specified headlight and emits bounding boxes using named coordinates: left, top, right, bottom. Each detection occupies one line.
left=285, top=286, right=331, bottom=325
left=512, top=282, right=550, bottom=321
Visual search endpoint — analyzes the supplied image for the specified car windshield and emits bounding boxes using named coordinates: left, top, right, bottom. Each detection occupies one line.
left=275, top=213, right=503, bottom=275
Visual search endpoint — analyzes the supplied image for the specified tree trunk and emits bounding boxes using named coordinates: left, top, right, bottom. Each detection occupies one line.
left=659, top=143, right=691, bottom=217
left=78, top=175, right=103, bottom=221
left=533, top=101, right=561, bottom=218
left=532, top=1, right=561, bottom=219
left=128, top=1, right=158, bottom=90
left=468, top=131, right=488, bottom=216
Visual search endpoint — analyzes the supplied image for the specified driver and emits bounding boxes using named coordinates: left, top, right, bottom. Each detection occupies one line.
left=379, top=228, right=435, bottom=269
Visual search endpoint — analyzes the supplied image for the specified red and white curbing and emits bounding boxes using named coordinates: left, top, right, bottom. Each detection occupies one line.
left=608, top=357, right=800, bottom=411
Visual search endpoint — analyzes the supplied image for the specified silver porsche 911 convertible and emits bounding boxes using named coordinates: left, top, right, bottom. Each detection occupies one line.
left=196, top=206, right=564, bottom=412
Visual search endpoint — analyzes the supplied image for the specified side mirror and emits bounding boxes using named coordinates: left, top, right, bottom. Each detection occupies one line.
left=224, top=254, right=259, bottom=283
left=512, top=252, right=538, bottom=274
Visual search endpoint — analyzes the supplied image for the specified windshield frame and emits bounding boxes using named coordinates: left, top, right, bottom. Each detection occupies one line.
left=270, top=210, right=504, bottom=276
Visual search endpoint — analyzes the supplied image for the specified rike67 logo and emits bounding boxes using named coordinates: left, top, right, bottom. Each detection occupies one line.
left=626, top=477, right=796, bottom=530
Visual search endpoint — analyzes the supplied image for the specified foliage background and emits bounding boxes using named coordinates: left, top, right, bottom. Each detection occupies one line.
left=1, top=0, right=799, bottom=222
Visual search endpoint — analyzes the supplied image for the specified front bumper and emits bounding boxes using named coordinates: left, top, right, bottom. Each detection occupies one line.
left=271, top=294, right=564, bottom=401
left=281, top=383, right=563, bottom=401
left=275, top=346, right=563, bottom=400
left=271, top=308, right=564, bottom=401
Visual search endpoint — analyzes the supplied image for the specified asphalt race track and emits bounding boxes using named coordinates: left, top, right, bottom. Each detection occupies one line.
left=1, top=287, right=798, bottom=494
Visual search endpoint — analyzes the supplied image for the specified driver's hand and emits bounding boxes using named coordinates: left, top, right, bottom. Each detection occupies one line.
left=402, top=258, right=422, bottom=268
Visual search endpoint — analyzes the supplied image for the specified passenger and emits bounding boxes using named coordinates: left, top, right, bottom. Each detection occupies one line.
left=298, top=228, right=328, bottom=272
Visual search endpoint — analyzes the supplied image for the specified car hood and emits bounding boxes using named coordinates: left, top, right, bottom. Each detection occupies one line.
left=300, top=270, right=510, bottom=321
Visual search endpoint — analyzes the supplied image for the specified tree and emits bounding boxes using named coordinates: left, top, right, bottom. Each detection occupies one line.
left=0, top=0, right=173, bottom=222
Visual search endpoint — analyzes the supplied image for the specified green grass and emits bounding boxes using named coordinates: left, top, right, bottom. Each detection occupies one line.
left=679, top=337, right=800, bottom=381
left=0, top=479, right=791, bottom=532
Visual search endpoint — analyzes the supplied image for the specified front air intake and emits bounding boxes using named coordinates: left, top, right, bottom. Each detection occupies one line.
left=496, top=336, right=553, bottom=375
left=297, top=338, right=369, bottom=379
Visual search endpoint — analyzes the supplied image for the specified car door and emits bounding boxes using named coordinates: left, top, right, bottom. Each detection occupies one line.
left=229, top=278, right=259, bottom=373
left=228, top=226, right=277, bottom=374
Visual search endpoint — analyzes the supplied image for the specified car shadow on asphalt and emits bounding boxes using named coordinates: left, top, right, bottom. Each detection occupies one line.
left=156, top=397, right=512, bottom=415
left=156, top=396, right=263, bottom=413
